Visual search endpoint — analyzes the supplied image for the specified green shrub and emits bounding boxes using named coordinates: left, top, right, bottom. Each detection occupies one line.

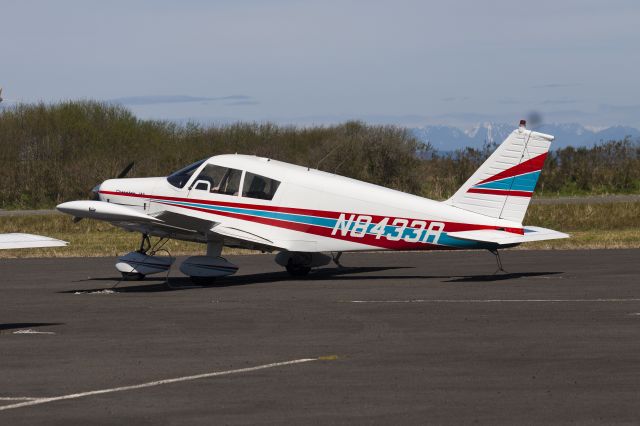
left=0, top=101, right=637, bottom=209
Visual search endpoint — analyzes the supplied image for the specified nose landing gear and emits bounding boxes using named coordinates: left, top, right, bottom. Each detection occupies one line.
left=115, top=233, right=174, bottom=280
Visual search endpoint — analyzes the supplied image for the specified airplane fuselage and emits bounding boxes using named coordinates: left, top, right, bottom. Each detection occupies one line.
left=95, top=155, right=523, bottom=253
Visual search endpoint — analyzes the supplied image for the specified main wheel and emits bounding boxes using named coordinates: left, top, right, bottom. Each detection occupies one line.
left=286, top=263, right=311, bottom=276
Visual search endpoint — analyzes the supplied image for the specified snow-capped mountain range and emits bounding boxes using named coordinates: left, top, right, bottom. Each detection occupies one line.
left=411, top=123, right=640, bottom=151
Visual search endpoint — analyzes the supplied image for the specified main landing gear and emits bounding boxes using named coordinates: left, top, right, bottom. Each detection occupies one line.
left=177, top=241, right=238, bottom=284
left=285, top=260, right=311, bottom=277
left=275, top=251, right=339, bottom=277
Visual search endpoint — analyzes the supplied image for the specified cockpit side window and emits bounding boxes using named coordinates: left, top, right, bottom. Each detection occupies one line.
left=166, top=159, right=205, bottom=188
left=242, top=172, right=281, bottom=200
left=215, top=168, right=242, bottom=196
left=192, top=164, right=243, bottom=196
left=192, top=164, right=228, bottom=189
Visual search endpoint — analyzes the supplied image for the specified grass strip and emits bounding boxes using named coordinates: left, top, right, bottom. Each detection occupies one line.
left=0, top=202, right=638, bottom=258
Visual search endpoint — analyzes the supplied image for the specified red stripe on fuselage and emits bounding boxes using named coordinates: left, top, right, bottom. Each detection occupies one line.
left=100, top=190, right=506, bottom=231
left=157, top=201, right=450, bottom=250
left=100, top=190, right=524, bottom=246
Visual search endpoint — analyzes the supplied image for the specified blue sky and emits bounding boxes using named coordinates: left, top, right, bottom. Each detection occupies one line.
left=2, top=0, right=639, bottom=127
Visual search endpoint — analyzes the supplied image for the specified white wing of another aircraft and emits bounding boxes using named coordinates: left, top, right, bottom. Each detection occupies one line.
left=0, top=233, right=68, bottom=250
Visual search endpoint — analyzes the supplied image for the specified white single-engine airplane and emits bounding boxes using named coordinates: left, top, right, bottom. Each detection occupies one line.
left=57, top=120, right=568, bottom=281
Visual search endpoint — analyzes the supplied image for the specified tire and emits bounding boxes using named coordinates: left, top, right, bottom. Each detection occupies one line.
left=286, top=264, right=311, bottom=276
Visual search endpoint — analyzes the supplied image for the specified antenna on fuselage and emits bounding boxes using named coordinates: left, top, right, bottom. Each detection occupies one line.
left=315, top=144, right=340, bottom=170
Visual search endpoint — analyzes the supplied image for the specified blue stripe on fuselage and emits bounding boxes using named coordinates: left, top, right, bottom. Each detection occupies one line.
left=155, top=199, right=493, bottom=249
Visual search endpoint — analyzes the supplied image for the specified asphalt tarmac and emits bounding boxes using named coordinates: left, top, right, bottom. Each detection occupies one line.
left=1, top=249, right=639, bottom=425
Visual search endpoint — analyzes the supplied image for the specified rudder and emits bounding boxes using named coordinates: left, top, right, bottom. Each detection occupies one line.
left=445, top=120, right=553, bottom=223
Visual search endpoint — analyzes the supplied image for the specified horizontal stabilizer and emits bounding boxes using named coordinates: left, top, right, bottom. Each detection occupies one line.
left=0, top=233, right=68, bottom=250
left=447, top=226, right=569, bottom=246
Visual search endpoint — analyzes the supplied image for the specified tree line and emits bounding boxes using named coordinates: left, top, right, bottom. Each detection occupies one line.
left=0, top=101, right=638, bottom=208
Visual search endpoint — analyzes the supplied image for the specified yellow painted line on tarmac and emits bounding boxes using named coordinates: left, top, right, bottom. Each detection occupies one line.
left=318, top=355, right=339, bottom=361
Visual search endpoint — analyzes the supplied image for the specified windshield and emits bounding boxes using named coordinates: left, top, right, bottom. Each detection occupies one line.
left=166, top=159, right=205, bottom=188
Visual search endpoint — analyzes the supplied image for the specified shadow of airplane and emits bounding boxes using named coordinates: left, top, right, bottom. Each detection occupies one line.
left=445, top=271, right=562, bottom=282
left=0, top=322, right=63, bottom=331
left=62, top=266, right=410, bottom=293
left=60, top=266, right=563, bottom=294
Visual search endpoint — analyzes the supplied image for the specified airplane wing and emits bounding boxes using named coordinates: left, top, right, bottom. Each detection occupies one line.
left=0, top=233, right=68, bottom=250
left=148, top=212, right=281, bottom=251
left=447, top=226, right=569, bottom=246
left=57, top=200, right=280, bottom=251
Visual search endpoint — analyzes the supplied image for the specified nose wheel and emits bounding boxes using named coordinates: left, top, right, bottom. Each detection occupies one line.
left=120, top=272, right=146, bottom=281
left=116, top=234, right=174, bottom=281
left=119, top=233, right=152, bottom=280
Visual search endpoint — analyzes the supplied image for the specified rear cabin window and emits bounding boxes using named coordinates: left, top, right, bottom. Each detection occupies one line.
left=242, top=172, right=280, bottom=200
left=193, top=164, right=243, bottom=196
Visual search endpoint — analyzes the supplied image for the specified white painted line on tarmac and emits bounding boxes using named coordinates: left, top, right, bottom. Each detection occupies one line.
left=0, top=397, right=40, bottom=401
left=347, top=299, right=640, bottom=304
left=74, top=289, right=115, bottom=295
left=0, top=357, right=326, bottom=412
left=12, top=329, right=56, bottom=335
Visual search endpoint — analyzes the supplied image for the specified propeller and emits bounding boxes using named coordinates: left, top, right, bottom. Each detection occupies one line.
left=90, top=161, right=135, bottom=200
left=116, top=161, right=135, bottom=179
left=75, top=162, right=135, bottom=223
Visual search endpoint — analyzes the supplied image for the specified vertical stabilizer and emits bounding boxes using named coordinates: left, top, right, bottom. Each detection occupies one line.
left=445, top=121, right=554, bottom=223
